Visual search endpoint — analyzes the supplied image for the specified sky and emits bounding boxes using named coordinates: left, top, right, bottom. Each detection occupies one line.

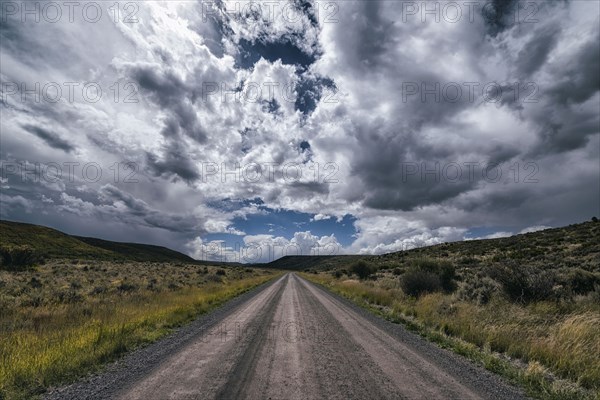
left=1, top=0, right=599, bottom=263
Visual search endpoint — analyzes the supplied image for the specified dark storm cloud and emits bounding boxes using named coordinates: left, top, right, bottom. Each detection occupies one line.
left=129, top=65, right=207, bottom=143
left=348, top=126, right=473, bottom=211
left=447, top=158, right=600, bottom=229
left=21, top=124, right=75, bottom=153
left=322, top=0, right=597, bottom=216
left=546, top=35, right=600, bottom=106
left=528, top=28, right=600, bottom=155
left=515, top=24, right=561, bottom=78
left=338, top=1, right=393, bottom=72
left=350, top=131, right=475, bottom=211
left=0, top=18, right=25, bottom=58
left=356, top=2, right=393, bottom=65
left=0, top=17, right=62, bottom=69
left=100, top=184, right=148, bottom=215
left=330, top=44, right=514, bottom=210
left=124, top=63, right=208, bottom=183
left=0, top=178, right=208, bottom=252
left=132, top=65, right=185, bottom=98
left=456, top=186, right=531, bottom=213
left=287, top=181, right=329, bottom=197
left=482, top=0, right=521, bottom=36
left=100, top=185, right=199, bottom=232
left=145, top=143, right=200, bottom=184
left=534, top=109, right=599, bottom=155
left=482, top=0, right=569, bottom=37
left=85, top=134, right=129, bottom=157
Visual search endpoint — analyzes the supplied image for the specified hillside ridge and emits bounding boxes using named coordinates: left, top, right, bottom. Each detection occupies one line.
left=266, top=220, right=600, bottom=271
left=0, top=220, right=194, bottom=263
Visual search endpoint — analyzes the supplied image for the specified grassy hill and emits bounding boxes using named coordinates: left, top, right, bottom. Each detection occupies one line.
left=368, top=220, right=600, bottom=272
left=73, top=236, right=195, bottom=262
left=262, top=255, right=361, bottom=271
left=270, top=220, right=600, bottom=272
left=0, top=220, right=195, bottom=264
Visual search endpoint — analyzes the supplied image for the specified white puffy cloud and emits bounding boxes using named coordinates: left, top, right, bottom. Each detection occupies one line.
left=186, top=230, right=342, bottom=263
left=312, top=213, right=331, bottom=221
left=348, top=213, right=467, bottom=255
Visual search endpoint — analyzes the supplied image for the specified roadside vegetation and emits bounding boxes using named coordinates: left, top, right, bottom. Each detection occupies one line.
left=302, top=220, right=600, bottom=400
left=0, top=259, right=279, bottom=399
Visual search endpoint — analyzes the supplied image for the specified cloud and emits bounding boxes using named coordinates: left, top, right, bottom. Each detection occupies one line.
left=519, top=225, right=551, bottom=234
left=186, top=230, right=342, bottom=263
left=21, top=124, right=75, bottom=153
left=312, top=213, right=331, bottom=221
left=347, top=214, right=467, bottom=255
left=472, top=231, right=513, bottom=240
left=0, top=194, right=33, bottom=216
left=515, top=24, right=561, bottom=78
left=145, top=144, right=200, bottom=184
left=467, top=225, right=551, bottom=241
left=0, top=0, right=598, bottom=257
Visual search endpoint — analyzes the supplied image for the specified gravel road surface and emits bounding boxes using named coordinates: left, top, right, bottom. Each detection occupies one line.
left=46, top=273, right=527, bottom=400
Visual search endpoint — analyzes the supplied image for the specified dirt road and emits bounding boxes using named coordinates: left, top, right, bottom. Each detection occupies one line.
left=47, top=273, right=526, bottom=400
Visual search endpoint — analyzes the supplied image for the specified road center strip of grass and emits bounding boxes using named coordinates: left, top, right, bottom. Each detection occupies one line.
left=0, top=271, right=281, bottom=400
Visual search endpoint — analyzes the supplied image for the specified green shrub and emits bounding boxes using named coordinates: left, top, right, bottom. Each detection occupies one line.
left=56, top=290, right=84, bottom=304
left=488, top=263, right=557, bottom=303
left=563, top=269, right=599, bottom=295
left=350, top=260, right=374, bottom=280
left=206, top=274, right=223, bottom=283
left=117, top=282, right=137, bottom=292
left=438, top=263, right=457, bottom=292
left=28, top=277, right=43, bottom=289
left=400, top=269, right=441, bottom=297
left=457, top=275, right=499, bottom=305
left=90, top=286, right=108, bottom=295
left=0, top=245, right=44, bottom=270
left=409, top=259, right=456, bottom=291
